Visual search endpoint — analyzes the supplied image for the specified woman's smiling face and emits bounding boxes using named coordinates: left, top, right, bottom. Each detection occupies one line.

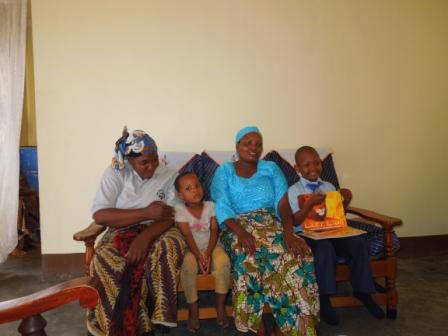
left=236, top=132, right=263, bottom=163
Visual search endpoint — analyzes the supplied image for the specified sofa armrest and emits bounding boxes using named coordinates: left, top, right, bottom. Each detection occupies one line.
left=0, top=277, right=99, bottom=324
left=73, top=222, right=106, bottom=275
left=73, top=222, right=106, bottom=243
left=346, top=206, right=402, bottom=231
left=347, top=206, right=402, bottom=258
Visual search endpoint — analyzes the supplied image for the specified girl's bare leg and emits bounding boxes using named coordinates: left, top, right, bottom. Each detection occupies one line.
left=187, top=301, right=200, bottom=333
left=216, top=293, right=229, bottom=328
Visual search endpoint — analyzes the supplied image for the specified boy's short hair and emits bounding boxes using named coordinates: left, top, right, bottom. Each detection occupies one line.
left=174, top=171, right=197, bottom=192
left=295, top=146, right=319, bottom=164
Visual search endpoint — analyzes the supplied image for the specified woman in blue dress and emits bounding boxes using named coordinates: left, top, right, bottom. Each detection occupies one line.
left=211, top=126, right=319, bottom=336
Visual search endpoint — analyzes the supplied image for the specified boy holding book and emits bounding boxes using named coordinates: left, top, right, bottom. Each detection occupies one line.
left=288, top=146, right=384, bottom=325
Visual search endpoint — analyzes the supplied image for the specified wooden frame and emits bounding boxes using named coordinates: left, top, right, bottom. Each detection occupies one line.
left=0, top=277, right=99, bottom=335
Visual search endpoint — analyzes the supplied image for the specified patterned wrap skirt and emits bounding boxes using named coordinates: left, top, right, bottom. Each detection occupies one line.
left=221, top=209, right=319, bottom=336
left=87, top=225, right=186, bottom=336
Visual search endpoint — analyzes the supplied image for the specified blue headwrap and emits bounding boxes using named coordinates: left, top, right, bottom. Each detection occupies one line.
left=112, top=127, right=158, bottom=170
left=235, top=126, right=261, bottom=143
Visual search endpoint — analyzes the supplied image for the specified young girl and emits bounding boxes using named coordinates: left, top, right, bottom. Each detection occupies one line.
left=174, top=172, right=230, bottom=333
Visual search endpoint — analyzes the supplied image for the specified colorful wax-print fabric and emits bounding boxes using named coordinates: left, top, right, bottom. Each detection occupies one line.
left=221, top=209, right=319, bottom=336
left=86, top=226, right=186, bottom=336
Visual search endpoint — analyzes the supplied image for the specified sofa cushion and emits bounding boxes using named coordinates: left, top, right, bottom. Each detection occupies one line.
left=263, top=150, right=340, bottom=189
left=178, top=152, right=219, bottom=201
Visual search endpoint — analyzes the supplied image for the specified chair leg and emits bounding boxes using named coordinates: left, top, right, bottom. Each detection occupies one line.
left=18, top=314, right=47, bottom=336
left=386, top=279, right=398, bottom=320
left=85, top=241, right=95, bottom=276
left=385, top=256, right=398, bottom=320
left=386, top=308, right=397, bottom=320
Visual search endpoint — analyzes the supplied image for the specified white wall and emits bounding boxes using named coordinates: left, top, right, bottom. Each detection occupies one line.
left=31, top=0, right=448, bottom=254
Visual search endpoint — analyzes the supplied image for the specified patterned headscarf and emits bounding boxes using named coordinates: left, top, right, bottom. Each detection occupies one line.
left=112, top=127, right=158, bottom=170
left=235, top=126, right=261, bottom=143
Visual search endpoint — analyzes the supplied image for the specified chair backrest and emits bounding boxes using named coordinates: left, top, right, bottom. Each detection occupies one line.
left=263, top=150, right=340, bottom=189
left=163, top=149, right=341, bottom=200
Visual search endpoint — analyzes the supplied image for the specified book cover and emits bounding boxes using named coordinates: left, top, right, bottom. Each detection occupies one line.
left=299, top=191, right=347, bottom=230
left=298, top=191, right=365, bottom=239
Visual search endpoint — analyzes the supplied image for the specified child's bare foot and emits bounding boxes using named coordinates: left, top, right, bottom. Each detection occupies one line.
left=216, top=313, right=229, bottom=329
left=216, top=293, right=229, bottom=328
left=187, top=301, right=200, bottom=333
left=187, top=317, right=200, bottom=333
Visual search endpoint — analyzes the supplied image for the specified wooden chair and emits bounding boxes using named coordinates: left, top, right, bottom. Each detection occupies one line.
left=74, top=150, right=402, bottom=320
left=331, top=206, right=401, bottom=318
left=0, top=277, right=99, bottom=335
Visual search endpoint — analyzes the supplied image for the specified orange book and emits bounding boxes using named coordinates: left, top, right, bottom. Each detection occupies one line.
left=298, top=191, right=365, bottom=239
left=299, top=191, right=347, bottom=231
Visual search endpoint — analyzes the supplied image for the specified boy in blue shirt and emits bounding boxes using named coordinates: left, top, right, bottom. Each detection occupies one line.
left=288, top=146, right=384, bottom=325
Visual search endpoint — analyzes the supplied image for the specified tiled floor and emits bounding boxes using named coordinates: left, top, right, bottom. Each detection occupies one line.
left=1, top=249, right=447, bottom=335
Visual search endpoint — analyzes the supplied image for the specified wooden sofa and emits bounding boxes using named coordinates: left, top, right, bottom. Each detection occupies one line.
left=73, top=150, right=402, bottom=320
left=0, top=277, right=99, bottom=335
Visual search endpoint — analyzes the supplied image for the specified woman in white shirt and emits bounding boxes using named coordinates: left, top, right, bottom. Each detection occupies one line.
left=87, top=128, right=186, bottom=336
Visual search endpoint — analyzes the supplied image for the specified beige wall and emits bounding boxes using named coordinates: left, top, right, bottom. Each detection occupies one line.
left=31, top=0, right=448, bottom=254
left=20, top=0, right=37, bottom=147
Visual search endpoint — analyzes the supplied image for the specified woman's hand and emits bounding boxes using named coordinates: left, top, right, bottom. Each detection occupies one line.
left=223, top=219, right=256, bottom=255
left=126, top=232, right=151, bottom=265
left=236, top=229, right=256, bottom=255
left=144, top=201, right=174, bottom=221
left=284, top=231, right=310, bottom=258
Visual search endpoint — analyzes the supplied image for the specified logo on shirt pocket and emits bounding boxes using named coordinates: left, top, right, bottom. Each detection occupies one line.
left=157, top=189, right=165, bottom=200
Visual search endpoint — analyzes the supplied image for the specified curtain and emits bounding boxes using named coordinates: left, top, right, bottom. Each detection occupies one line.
left=0, top=0, right=27, bottom=263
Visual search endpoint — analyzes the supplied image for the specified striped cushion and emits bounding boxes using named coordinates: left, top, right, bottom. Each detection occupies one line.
left=321, top=154, right=340, bottom=190
left=178, top=152, right=219, bottom=201
left=263, top=151, right=299, bottom=187
left=262, top=151, right=340, bottom=189
left=348, top=219, right=400, bottom=258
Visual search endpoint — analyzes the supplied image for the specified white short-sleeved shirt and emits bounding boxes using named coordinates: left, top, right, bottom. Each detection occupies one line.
left=174, top=201, right=215, bottom=251
left=287, top=177, right=336, bottom=233
left=91, top=162, right=178, bottom=224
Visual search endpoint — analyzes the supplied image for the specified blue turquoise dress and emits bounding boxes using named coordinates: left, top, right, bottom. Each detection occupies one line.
left=211, top=161, right=319, bottom=336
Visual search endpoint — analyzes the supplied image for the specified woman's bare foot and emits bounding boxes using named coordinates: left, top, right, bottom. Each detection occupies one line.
left=216, top=293, right=229, bottom=328
left=187, top=301, right=200, bottom=333
left=9, top=247, right=26, bottom=257
left=256, top=316, right=267, bottom=336
left=272, top=322, right=284, bottom=336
